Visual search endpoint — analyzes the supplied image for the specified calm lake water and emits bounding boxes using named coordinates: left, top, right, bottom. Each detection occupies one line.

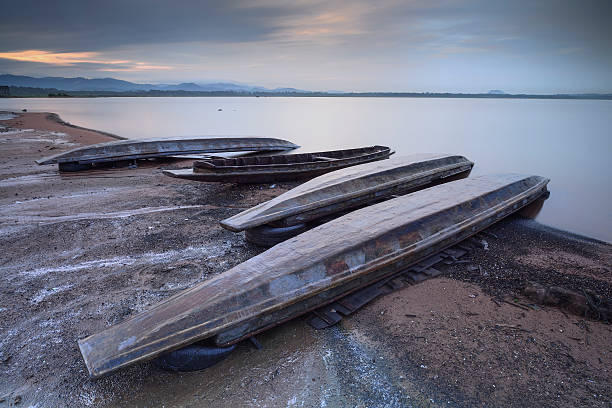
left=2, top=97, right=611, bottom=242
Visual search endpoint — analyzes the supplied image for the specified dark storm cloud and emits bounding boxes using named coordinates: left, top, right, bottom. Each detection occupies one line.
left=2, top=0, right=610, bottom=54
left=0, top=0, right=296, bottom=51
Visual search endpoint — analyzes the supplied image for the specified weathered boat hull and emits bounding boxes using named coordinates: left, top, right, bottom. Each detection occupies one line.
left=78, top=174, right=549, bottom=378
left=163, top=146, right=393, bottom=183
left=36, top=137, right=300, bottom=170
left=221, top=154, right=474, bottom=232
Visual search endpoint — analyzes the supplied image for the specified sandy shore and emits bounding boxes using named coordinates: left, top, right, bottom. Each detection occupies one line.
left=0, top=111, right=123, bottom=145
left=0, top=112, right=610, bottom=407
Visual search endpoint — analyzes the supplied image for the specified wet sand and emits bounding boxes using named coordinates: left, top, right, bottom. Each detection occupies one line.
left=0, top=112, right=610, bottom=407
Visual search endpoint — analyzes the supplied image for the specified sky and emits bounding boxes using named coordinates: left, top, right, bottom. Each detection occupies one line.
left=1, top=0, right=611, bottom=93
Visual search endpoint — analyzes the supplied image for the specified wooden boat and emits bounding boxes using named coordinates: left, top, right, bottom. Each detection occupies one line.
left=162, top=145, right=393, bottom=183
left=78, top=173, right=549, bottom=378
left=36, top=137, right=299, bottom=171
left=221, top=154, right=474, bottom=245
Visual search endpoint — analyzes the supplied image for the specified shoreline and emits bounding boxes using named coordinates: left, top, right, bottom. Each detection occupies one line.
left=0, top=110, right=126, bottom=143
left=3, top=93, right=612, bottom=100
left=0, top=112, right=610, bottom=407
left=44, top=112, right=127, bottom=141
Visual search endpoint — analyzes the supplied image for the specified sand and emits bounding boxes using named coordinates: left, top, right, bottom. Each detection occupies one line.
left=0, top=111, right=610, bottom=407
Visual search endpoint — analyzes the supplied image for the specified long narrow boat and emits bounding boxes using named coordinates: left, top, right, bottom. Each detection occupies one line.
left=221, top=154, right=474, bottom=245
left=78, top=173, right=549, bottom=378
left=162, top=145, right=393, bottom=183
left=36, top=137, right=299, bottom=171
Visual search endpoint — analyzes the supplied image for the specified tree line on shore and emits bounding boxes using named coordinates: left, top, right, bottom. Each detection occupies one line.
left=2, top=86, right=611, bottom=100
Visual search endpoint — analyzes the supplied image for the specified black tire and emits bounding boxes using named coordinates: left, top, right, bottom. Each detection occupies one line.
left=153, top=342, right=236, bottom=372
left=58, top=162, right=93, bottom=172
left=245, top=223, right=309, bottom=247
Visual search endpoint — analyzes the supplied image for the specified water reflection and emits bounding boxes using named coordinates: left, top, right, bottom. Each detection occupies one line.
left=2, top=97, right=610, bottom=242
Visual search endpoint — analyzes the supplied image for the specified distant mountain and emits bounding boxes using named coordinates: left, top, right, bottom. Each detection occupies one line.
left=155, top=82, right=264, bottom=92
left=0, top=74, right=152, bottom=91
left=271, top=87, right=307, bottom=93
left=4, top=75, right=608, bottom=99
left=0, top=74, right=310, bottom=93
left=156, top=82, right=206, bottom=91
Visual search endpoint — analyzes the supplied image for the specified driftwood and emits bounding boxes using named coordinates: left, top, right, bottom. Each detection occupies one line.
left=524, top=282, right=611, bottom=321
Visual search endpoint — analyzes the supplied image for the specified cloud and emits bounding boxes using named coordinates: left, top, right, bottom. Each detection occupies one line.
left=98, top=62, right=173, bottom=72
left=0, top=0, right=287, bottom=52
left=0, top=50, right=128, bottom=65
left=0, top=0, right=610, bottom=92
left=2, top=1, right=610, bottom=57
left=0, top=50, right=171, bottom=71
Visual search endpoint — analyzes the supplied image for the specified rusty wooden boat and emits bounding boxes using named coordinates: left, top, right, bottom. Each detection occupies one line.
left=78, top=173, right=549, bottom=378
left=162, top=145, right=393, bottom=183
left=221, top=154, right=474, bottom=246
left=36, top=137, right=299, bottom=171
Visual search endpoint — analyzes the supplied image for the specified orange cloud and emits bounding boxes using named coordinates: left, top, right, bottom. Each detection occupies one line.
left=0, top=49, right=170, bottom=71
left=98, top=62, right=172, bottom=72
left=269, top=6, right=373, bottom=45
left=0, top=50, right=128, bottom=65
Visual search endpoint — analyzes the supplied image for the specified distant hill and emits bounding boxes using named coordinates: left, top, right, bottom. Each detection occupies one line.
left=0, top=74, right=150, bottom=91
left=1, top=75, right=610, bottom=100
left=0, top=74, right=310, bottom=93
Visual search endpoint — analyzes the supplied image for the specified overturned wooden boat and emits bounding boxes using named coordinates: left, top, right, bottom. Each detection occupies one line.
left=36, top=137, right=299, bottom=172
left=78, top=173, right=549, bottom=378
left=221, top=154, right=474, bottom=246
left=162, top=145, right=393, bottom=183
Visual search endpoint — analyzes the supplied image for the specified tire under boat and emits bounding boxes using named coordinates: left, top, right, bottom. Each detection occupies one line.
left=162, top=145, right=393, bottom=183
left=78, top=173, right=550, bottom=378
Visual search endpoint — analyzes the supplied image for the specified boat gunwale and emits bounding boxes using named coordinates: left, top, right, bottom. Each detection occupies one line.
left=80, top=175, right=548, bottom=377
left=221, top=158, right=474, bottom=231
